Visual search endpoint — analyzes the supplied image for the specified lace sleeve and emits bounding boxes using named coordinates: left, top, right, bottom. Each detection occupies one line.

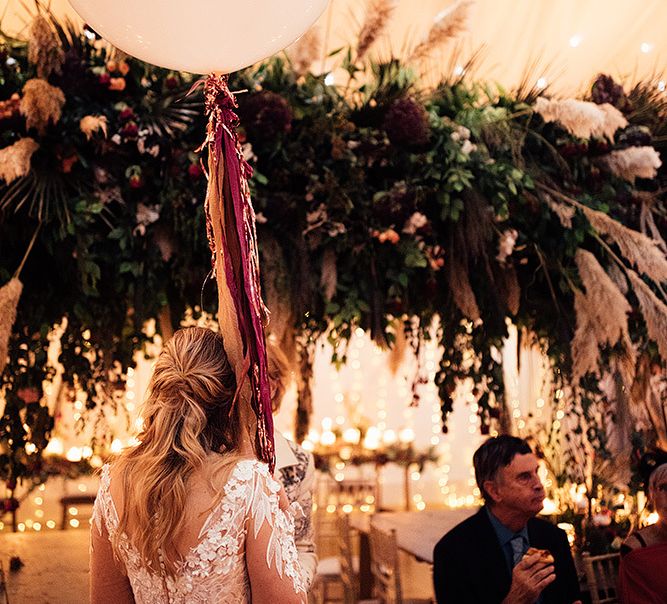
left=89, top=464, right=134, bottom=604
left=241, top=461, right=307, bottom=603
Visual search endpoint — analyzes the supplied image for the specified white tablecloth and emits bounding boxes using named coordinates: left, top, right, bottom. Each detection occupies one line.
left=351, top=508, right=478, bottom=563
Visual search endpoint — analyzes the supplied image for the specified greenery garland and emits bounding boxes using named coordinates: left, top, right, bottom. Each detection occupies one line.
left=1, top=11, right=666, bottom=491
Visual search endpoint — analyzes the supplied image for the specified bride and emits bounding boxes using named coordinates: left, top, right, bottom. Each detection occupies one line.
left=89, top=326, right=307, bottom=603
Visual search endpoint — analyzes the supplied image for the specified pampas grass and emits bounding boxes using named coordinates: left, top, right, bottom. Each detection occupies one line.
left=0, top=138, right=39, bottom=184
left=602, top=146, right=662, bottom=183
left=0, top=278, right=23, bottom=375
left=356, top=0, right=397, bottom=62
left=572, top=250, right=634, bottom=382
left=628, top=269, right=667, bottom=360
left=408, top=0, right=472, bottom=63
left=28, top=14, right=64, bottom=79
left=572, top=288, right=600, bottom=380
left=582, top=206, right=667, bottom=284
left=286, top=27, right=321, bottom=74
left=20, top=79, right=66, bottom=134
left=544, top=195, right=575, bottom=228
left=534, top=97, right=627, bottom=142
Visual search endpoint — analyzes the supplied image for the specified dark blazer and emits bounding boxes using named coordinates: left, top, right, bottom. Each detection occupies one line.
left=433, top=507, right=580, bottom=604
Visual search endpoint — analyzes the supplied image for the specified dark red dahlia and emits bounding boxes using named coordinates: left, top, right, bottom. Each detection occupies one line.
left=237, top=91, right=293, bottom=143
left=383, top=97, right=431, bottom=148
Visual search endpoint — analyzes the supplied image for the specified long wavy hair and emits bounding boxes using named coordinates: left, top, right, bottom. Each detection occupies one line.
left=111, top=327, right=239, bottom=574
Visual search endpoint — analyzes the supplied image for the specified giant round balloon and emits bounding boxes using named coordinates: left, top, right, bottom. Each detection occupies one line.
left=68, top=0, right=329, bottom=74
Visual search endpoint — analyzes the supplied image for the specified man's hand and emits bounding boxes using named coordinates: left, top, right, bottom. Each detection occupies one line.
left=501, top=551, right=556, bottom=604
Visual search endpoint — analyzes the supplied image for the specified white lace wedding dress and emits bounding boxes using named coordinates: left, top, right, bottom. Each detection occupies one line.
left=91, top=458, right=306, bottom=603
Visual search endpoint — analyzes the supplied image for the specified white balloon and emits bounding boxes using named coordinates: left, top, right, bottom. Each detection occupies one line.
left=67, top=0, right=329, bottom=74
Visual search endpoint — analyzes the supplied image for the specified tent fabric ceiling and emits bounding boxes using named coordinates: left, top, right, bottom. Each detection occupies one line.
left=1, top=0, right=665, bottom=93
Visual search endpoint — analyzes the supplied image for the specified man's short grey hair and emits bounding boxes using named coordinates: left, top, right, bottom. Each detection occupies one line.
left=473, top=435, right=533, bottom=502
left=649, top=463, right=667, bottom=505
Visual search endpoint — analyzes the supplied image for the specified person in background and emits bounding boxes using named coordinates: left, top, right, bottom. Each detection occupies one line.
left=618, top=460, right=667, bottom=603
left=433, top=435, right=581, bottom=604
left=266, top=339, right=318, bottom=591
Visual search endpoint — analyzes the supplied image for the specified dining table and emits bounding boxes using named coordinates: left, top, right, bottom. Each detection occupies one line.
left=349, top=507, right=478, bottom=597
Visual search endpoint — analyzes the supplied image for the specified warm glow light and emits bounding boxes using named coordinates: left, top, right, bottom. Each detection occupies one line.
left=557, top=522, right=576, bottom=545
left=382, top=429, right=397, bottom=445
left=301, top=439, right=314, bottom=452
left=321, top=417, right=333, bottom=431
left=399, top=427, right=415, bottom=443
left=569, top=34, right=582, bottom=48
left=320, top=430, right=336, bottom=446
left=342, top=428, right=361, bottom=444
left=453, top=64, right=465, bottom=76
left=110, top=439, right=123, bottom=454
left=416, top=501, right=426, bottom=511
left=66, top=447, right=82, bottom=462
left=46, top=520, right=56, bottom=529
left=540, top=497, right=559, bottom=515
left=44, top=437, right=64, bottom=456
left=646, top=512, right=659, bottom=525
left=69, top=519, right=80, bottom=528
left=25, top=442, right=37, bottom=455
left=342, top=504, right=353, bottom=514
left=34, top=497, right=43, bottom=506
left=326, top=504, right=336, bottom=514
left=641, top=42, right=653, bottom=53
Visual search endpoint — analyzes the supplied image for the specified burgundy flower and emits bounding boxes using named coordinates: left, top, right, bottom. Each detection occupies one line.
left=98, top=72, right=111, bottom=86
left=383, top=97, right=431, bottom=148
left=188, top=163, right=203, bottom=179
left=17, top=386, right=40, bottom=404
left=121, top=121, right=139, bottom=138
left=591, top=74, right=630, bottom=112
left=119, top=108, right=135, bottom=122
left=238, top=91, right=293, bottom=143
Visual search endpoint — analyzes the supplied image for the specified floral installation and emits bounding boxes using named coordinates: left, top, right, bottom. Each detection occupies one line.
left=0, top=6, right=665, bottom=506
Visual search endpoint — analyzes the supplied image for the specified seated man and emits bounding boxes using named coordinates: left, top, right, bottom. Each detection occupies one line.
left=433, top=436, right=581, bottom=604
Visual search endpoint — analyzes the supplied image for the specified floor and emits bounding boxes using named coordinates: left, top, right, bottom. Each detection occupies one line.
left=0, top=515, right=435, bottom=603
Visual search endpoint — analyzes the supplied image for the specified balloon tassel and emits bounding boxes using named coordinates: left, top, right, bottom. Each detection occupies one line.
left=202, top=74, right=275, bottom=471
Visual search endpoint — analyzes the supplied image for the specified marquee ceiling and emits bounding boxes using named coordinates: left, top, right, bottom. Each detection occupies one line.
left=2, top=0, right=666, bottom=93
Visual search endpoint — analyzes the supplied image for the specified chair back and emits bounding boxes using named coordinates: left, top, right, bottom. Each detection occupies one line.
left=337, top=512, right=358, bottom=604
left=369, top=523, right=403, bottom=604
left=582, top=552, right=620, bottom=604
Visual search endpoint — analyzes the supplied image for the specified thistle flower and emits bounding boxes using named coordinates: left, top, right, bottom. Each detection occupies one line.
left=534, top=97, right=627, bottom=142
left=28, top=15, right=64, bottom=78
left=79, top=115, right=108, bottom=140
left=20, top=79, right=66, bottom=134
left=602, top=146, right=662, bottom=183
left=0, top=138, right=39, bottom=183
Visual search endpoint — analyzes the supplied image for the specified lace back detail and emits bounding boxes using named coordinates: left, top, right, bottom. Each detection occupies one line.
left=91, top=459, right=305, bottom=603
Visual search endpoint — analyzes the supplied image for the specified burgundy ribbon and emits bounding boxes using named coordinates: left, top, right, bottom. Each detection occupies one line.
left=201, top=74, right=274, bottom=471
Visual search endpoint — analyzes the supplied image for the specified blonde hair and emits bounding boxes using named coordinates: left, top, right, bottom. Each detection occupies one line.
left=649, top=463, right=667, bottom=507
left=266, top=339, right=291, bottom=413
left=111, top=327, right=238, bottom=575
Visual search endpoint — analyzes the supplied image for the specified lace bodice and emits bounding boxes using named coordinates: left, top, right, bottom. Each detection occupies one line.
left=91, top=459, right=306, bottom=603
